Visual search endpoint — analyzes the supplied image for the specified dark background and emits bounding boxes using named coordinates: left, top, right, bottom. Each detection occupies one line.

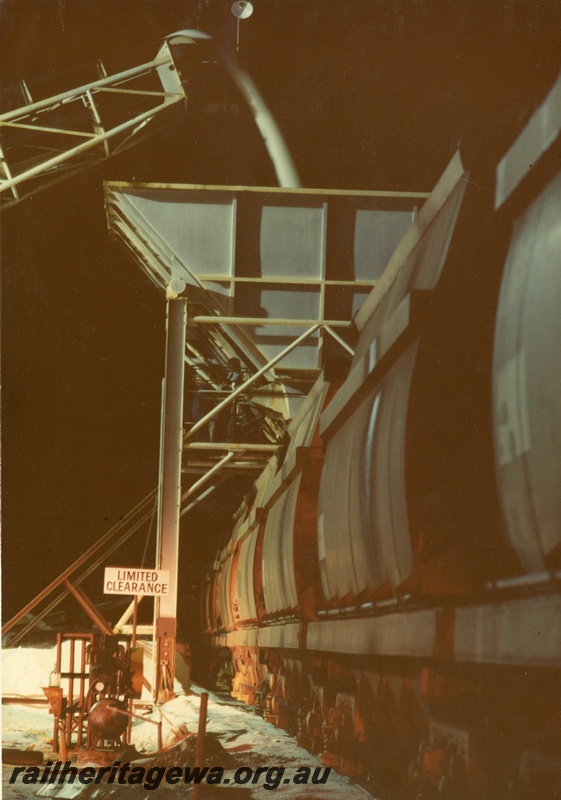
left=2, top=0, right=561, bottom=626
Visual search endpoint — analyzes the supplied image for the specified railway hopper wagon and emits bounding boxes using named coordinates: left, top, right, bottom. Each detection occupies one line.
left=203, top=74, right=561, bottom=800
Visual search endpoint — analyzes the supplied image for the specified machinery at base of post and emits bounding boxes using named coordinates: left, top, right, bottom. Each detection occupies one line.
left=43, top=632, right=140, bottom=757
left=201, top=72, right=561, bottom=800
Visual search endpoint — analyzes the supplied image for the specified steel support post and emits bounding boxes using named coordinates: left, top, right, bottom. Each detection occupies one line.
left=154, top=292, right=187, bottom=702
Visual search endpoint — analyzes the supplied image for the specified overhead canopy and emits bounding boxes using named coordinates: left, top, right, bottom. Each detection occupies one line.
left=104, top=181, right=428, bottom=403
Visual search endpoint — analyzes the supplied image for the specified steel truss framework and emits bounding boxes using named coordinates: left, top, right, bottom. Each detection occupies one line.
left=0, top=39, right=190, bottom=208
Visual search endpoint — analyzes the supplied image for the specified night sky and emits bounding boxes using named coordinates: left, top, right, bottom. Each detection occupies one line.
left=2, top=0, right=561, bottom=628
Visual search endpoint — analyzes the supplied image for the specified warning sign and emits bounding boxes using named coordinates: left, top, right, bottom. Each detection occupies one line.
left=104, top=567, right=170, bottom=596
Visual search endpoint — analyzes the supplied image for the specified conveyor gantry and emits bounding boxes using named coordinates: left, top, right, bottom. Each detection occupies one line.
left=0, top=36, right=192, bottom=209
